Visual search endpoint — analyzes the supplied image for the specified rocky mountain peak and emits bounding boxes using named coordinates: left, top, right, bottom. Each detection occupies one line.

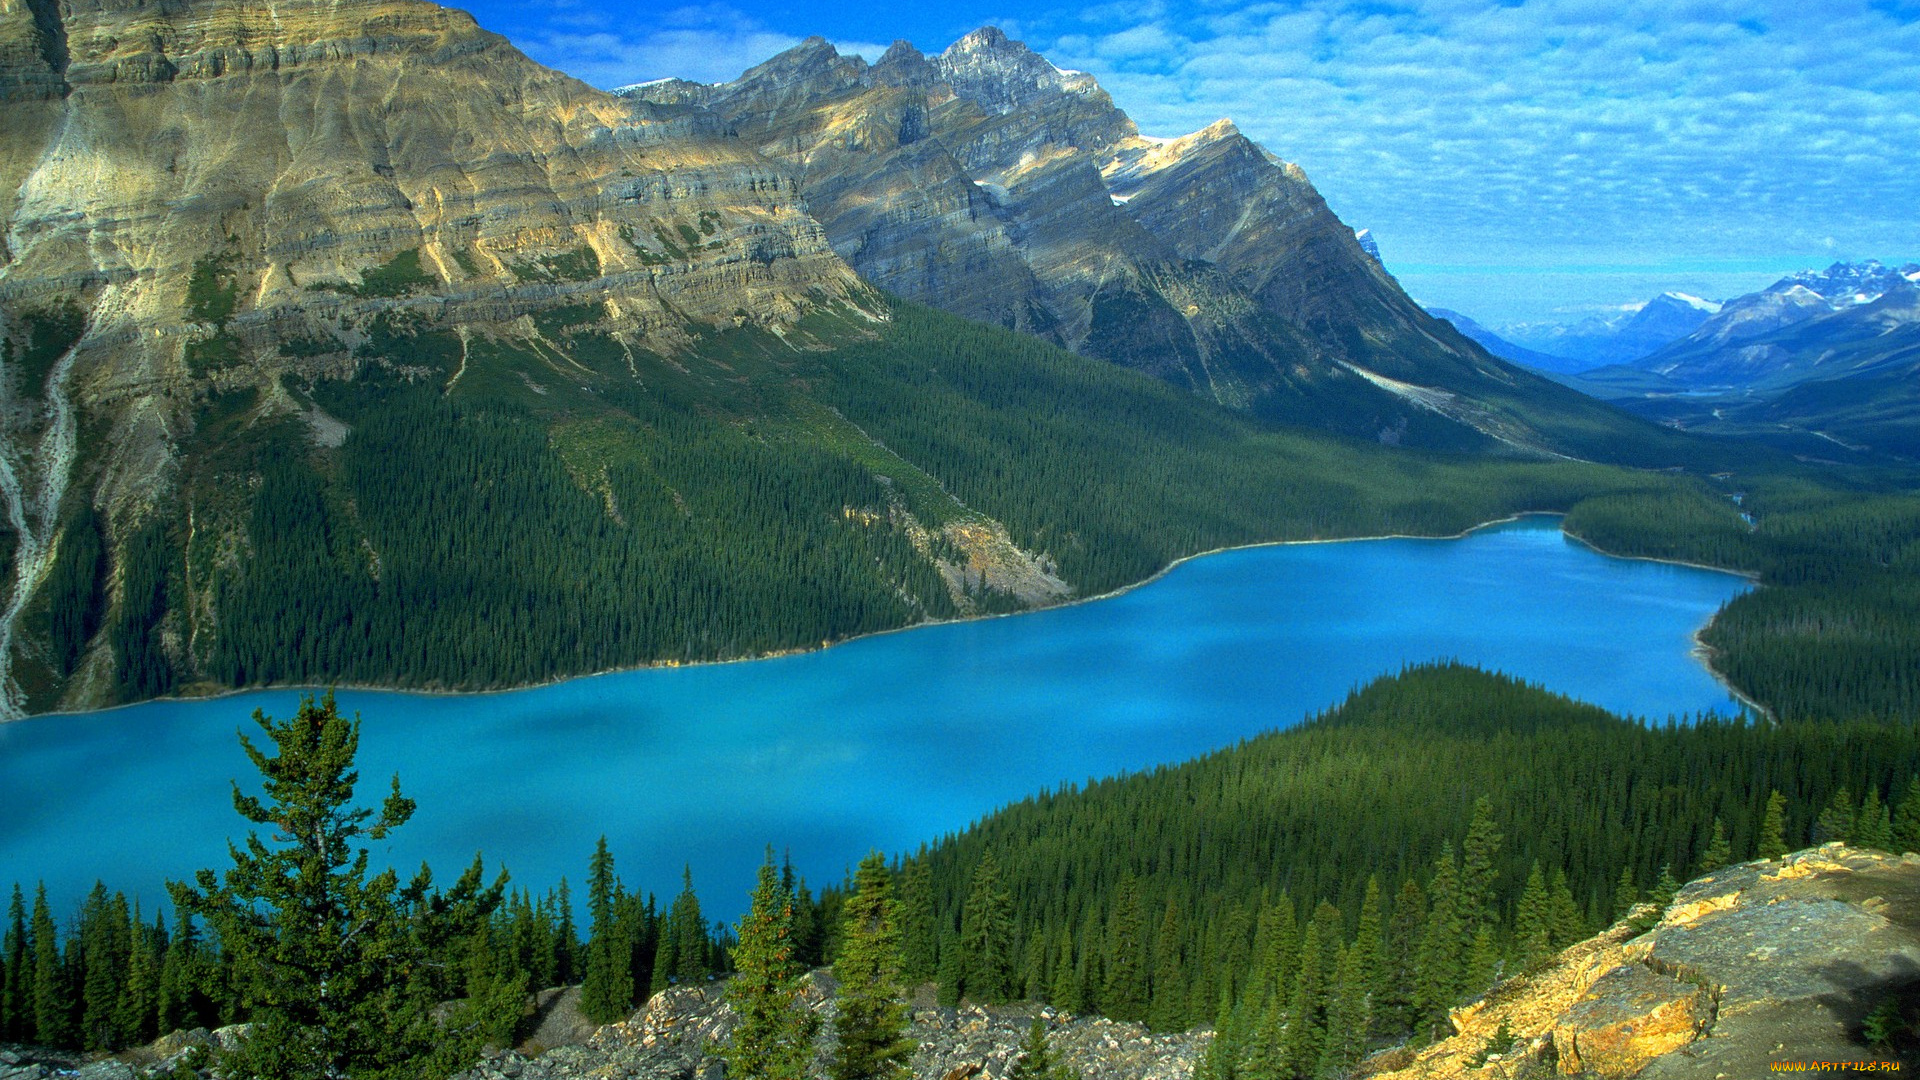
left=933, top=26, right=1099, bottom=113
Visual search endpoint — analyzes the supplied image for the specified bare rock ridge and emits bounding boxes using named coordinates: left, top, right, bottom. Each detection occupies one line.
left=0, top=0, right=873, bottom=714
left=620, top=28, right=1601, bottom=451
left=1373, top=844, right=1920, bottom=1079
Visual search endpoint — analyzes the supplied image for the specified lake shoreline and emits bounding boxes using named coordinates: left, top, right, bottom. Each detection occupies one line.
left=13, top=511, right=1758, bottom=725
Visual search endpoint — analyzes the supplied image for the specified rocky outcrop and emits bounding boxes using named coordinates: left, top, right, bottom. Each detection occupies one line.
left=1368, top=844, right=1920, bottom=1079
left=450, top=973, right=1208, bottom=1080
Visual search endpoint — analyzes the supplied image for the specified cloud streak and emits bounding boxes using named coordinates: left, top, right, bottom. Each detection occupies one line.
left=1029, top=0, right=1920, bottom=318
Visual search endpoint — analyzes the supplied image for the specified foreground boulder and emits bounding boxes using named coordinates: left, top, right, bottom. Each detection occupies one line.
left=1368, top=844, right=1920, bottom=1079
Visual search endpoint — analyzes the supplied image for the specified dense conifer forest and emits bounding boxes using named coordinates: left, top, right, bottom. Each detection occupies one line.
left=37, top=297, right=1820, bottom=711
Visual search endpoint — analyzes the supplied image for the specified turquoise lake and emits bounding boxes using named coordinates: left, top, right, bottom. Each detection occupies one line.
left=0, top=517, right=1752, bottom=919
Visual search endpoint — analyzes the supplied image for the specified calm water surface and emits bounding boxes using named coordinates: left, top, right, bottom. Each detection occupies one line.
left=0, top=517, right=1750, bottom=918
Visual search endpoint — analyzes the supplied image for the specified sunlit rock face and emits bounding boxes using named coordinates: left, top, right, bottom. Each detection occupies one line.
left=624, top=27, right=1514, bottom=438
left=0, top=0, right=877, bottom=713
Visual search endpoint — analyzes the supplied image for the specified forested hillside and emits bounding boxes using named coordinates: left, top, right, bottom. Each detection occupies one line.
left=899, top=663, right=1920, bottom=1073
left=1563, top=478, right=1920, bottom=720
left=30, top=299, right=1738, bottom=714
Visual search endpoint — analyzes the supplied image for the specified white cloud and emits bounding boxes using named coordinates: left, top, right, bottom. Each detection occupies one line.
left=1021, top=0, right=1920, bottom=321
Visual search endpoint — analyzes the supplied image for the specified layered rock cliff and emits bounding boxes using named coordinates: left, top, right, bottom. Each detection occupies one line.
left=621, top=29, right=1623, bottom=453
left=0, top=0, right=874, bottom=715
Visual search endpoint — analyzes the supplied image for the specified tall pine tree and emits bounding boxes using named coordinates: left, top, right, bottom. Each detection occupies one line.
left=723, top=851, right=819, bottom=1080
left=830, top=853, right=914, bottom=1080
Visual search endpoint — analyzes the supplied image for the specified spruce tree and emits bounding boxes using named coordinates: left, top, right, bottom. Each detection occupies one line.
left=116, top=904, right=160, bottom=1048
left=157, top=904, right=206, bottom=1035
left=555, top=878, right=580, bottom=987
left=1315, top=942, right=1369, bottom=1080
left=1511, top=861, right=1552, bottom=973
left=1895, top=779, right=1920, bottom=854
left=1354, top=876, right=1386, bottom=1028
left=1102, top=876, right=1148, bottom=1022
left=1698, top=818, right=1733, bottom=873
left=958, top=854, right=1016, bottom=1004
left=1546, top=869, right=1585, bottom=948
left=1458, top=797, right=1503, bottom=937
left=722, top=852, right=819, bottom=1080
left=1610, top=865, right=1640, bottom=923
left=1380, top=879, right=1424, bottom=1037
left=1150, top=899, right=1185, bottom=1032
left=581, top=836, right=634, bottom=1024
left=32, top=883, right=72, bottom=1047
left=1049, top=929, right=1082, bottom=1013
left=1856, top=788, right=1893, bottom=850
left=3, top=885, right=25, bottom=1042
left=1649, top=865, right=1682, bottom=910
left=169, top=693, right=495, bottom=1078
left=897, top=861, right=938, bottom=987
left=667, top=868, right=711, bottom=984
left=1760, top=790, right=1790, bottom=860
left=1009, top=1017, right=1076, bottom=1080
left=830, top=853, right=913, bottom=1080
left=1814, top=787, right=1856, bottom=844
left=1412, top=845, right=1462, bottom=1037
left=1280, top=920, right=1324, bottom=1075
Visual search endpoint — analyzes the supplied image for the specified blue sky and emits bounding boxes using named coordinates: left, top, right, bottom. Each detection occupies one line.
left=460, top=0, right=1920, bottom=326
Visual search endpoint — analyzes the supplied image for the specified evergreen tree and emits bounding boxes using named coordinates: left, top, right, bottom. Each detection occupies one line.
left=1280, top=920, right=1324, bottom=1076
left=1412, top=845, right=1462, bottom=1037
left=1103, top=876, right=1148, bottom=1022
left=581, top=837, right=634, bottom=1025
left=957, top=854, right=1016, bottom=1004
left=1814, top=787, right=1856, bottom=844
left=3, top=885, right=25, bottom=1042
left=1610, top=865, right=1640, bottom=923
left=555, top=878, right=581, bottom=986
left=157, top=905, right=208, bottom=1035
left=1379, top=879, right=1423, bottom=1037
left=722, top=852, right=819, bottom=1080
left=897, top=861, right=938, bottom=987
left=1458, top=797, right=1503, bottom=938
left=1649, top=865, right=1682, bottom=910
left=1760, top=790, right=1791, bottom=860
left=1353, top=876, right=1386, bottom=1028
left=1698, top=818, right=1733, bottom=873
left=1510, top=861, right=1552, bottom=974
left=1049, top=929, right=1082, bottom=1014
left=168, top=693, right=496, bottom=1078
left=1315, top=942, right=1369, bottom=1080
left=830, top=853, right=913, bottom=1080
left=1462, top=926, right=1499, bottom=1000
left=1856, top=788, right=1893, bottom=850
left=1008, top=1017, right=1076, bottom=1080
left=31, top=883, right=71, bottom=1048
left=116, top=904, right=160, bottom=1048
left=1150, top=899, right=1185, bottom=1032
left=667, top=868, right=711, bottom=984
left=1546, top=869, right=1585, bottom=949
left=1895, top=779, right=1920, bottom=854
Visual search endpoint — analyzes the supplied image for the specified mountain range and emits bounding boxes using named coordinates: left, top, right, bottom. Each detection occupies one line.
left=1572, top=262, right=1920, bottom=458
left=0, top=0, right=1758, bottom=716
left=1494, top=292, right=1724, bottom=371
left=615, top=30, right=1674, bottom=456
